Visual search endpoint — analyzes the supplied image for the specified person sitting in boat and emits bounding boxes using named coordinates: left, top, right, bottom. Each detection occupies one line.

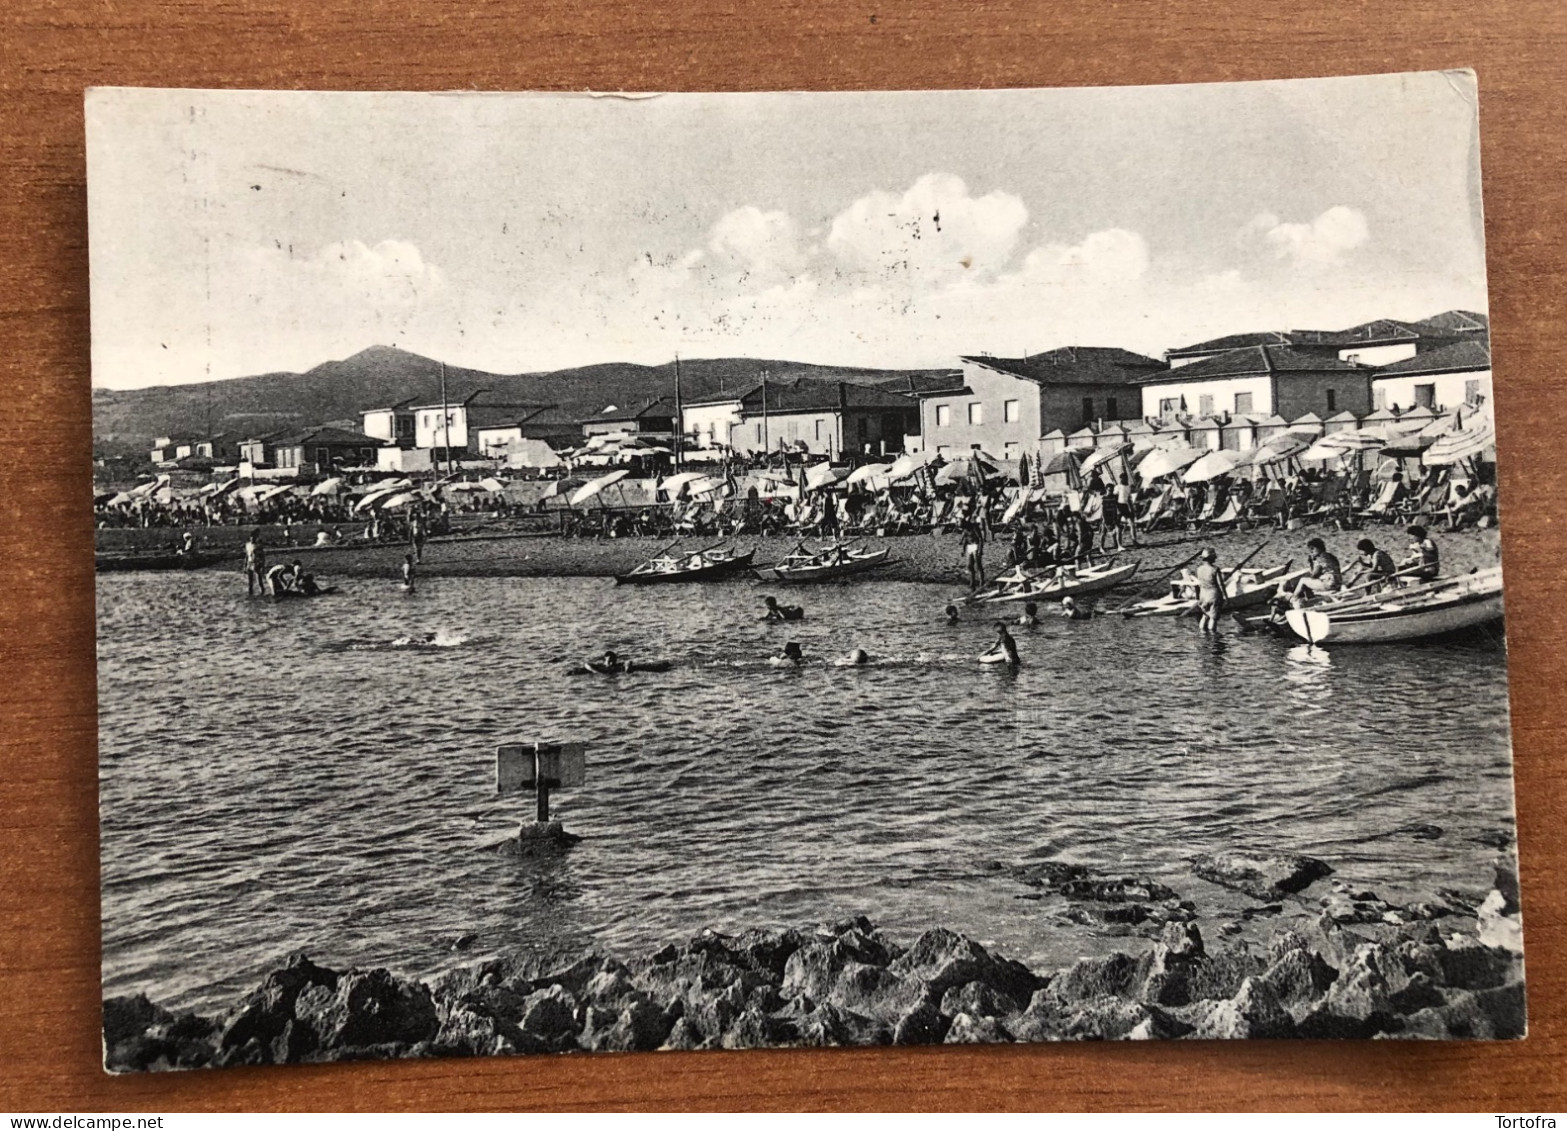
left=1399, top=525, right=1440, bottom=582
left=769, top=641, right=805, bottom=668
left=762, top=596, right=805, bottom=622
left=1346, top=538, right=1398, bottom=591
left=1059, top=595, right=1092, bottom=620
left=981, top=622, right=1021, bottom=666
left=943, top=603, right=961, bottom=625
left=1017, top=601, right=1039, bottom=628
left=1288, top=537, right=1343, bottom=605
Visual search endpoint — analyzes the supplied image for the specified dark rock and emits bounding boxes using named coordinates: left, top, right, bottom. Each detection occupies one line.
left=1193, top=850, right=1332, bottom=900
left=1434, top=933, right=1519, bottom=991
left=661, top=1015, right=708, bottom=1050
left=432, top=1004, right=540, bottom=1057
left=1388, top=971, right=1446, bottom=1014
left=1138, top=922, right=1207, bottom=1006
left=103, top=994, right=174, bottom=1048
left=580, top=997, right=672, bottom=1052
left=1013, top=990, right=1189, bottom=1041
left=1255, top=946, right=1336, bottom=1010
left=944, top=1013, right=1012, bottom=1043
left=892, top=998, right=949, bottom=1045
left=1007, top=860, right=1091, bottom=888
left=887, top=928, right=1040, bottom=1010
left=939, top=980, right=1014, bottom=1021
left=1052, top=951, right=1140, bottom=1002
left=518, top=984, right=579, bottom=1046
left=531, top=955, right=629, bottom=999
left=217, top=953, right=339, bottom=1062
left=295, top=968, right=440, bottom=1052
left=582, top=967, right=640, bottom=1009
left=1058, top=877, right=1180, bottom=903
left=779, top=996, right=887, bottom=1047
left=721, top=1007, right=799, bottom=1049
left=1183, top=977, right=1295, bottom=1039
left=1401, top=981, right=1526, bottom=1040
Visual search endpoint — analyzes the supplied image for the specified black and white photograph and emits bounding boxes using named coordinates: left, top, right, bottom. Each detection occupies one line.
left=88, top=73, right=1524, bottom=1071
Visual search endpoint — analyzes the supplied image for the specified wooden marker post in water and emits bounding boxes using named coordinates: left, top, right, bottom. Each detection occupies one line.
left=496, top=741, right=586, bottom=851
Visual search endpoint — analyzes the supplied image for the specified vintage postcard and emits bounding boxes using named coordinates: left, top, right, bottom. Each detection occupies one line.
left=89, top=74, right=1523, bottom=1071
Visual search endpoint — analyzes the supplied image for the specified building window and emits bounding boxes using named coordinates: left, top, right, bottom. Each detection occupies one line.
left=1003, top=441, right=1020, bottom=460
left=1198, top=394, right=1214, bottom=416
left=1326, top=388, right=1337, bottom=413
left=756, top=423, right=763, bottom=442
left=1414, top=384, right=1436, bottom=409
left=1003, top=399, right=1019, bottom=423
left=815, top=419, right=823, bottom=440
left=1465, top=378, right=1481, bottom=405
left=1106, top=397, right=1118, bottom=420
left=936, top=405, right=951, bottom=427
left=1081, top=397, right=1094, bottom=423
left=968, top=402, right=983, bottom=425
left=1233, top=392, right=1253, bottom=415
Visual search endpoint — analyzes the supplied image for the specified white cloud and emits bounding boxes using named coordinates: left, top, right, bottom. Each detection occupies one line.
left=706, top=206, right=808, bottom=285
left=1248, top=205, right=1370, bottom=266
left=1007, top=228, right=1149, bottom=287
left=825, top=173, right=1028, bottom=288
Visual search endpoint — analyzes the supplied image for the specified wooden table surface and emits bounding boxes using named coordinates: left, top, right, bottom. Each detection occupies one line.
left=2, top=0, right=1563, bottom=1111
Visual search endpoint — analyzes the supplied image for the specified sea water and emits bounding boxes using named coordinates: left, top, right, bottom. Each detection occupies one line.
left=95, top=571, right=1517, bottom=1014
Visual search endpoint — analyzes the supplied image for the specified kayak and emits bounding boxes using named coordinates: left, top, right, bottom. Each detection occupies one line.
left=1120, top=562, right=1304, bottom=618
left=615, top=547, right=755, bottom=585
left=975, top=560, right=1139, bottom=604
left=1284, top=567, right=1504, bottom=645
left=759, top=544, right=892, bottom=583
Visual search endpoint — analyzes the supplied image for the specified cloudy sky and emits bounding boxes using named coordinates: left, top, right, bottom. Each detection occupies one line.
left=87, top=73, right=1487, bottom=390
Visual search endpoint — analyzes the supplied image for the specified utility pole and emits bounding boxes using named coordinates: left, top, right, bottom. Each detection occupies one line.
left=439, top=361, right=453, bottom=477
left=760, top=371, right=770, bottom=459
left=673, top=353, right=684, bottom=472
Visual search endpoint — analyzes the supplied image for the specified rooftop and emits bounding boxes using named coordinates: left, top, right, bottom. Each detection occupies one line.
left=736, top=380, right=919, bottom=415
left=960, top=346, right=1167, bottom=387
left=1373, top=339, right=1492, bottom=377
left=1141, top=344, right=1371, bottom=383
left=276, top=426, right=383, bottom=447
left=1166, top=331, right=1292, bottom=358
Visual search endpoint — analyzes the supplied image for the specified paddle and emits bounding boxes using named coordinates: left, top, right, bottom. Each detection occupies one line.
left=1218, top=538, right=1272, bottom=595
left=1111, top=550, right=1202, bottom=614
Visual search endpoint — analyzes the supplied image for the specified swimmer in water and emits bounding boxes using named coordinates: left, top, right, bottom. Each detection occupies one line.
left=1059, top=595, right=1092, bottom=620
left=981, top=622, right=1021, bottom=666
left=1018, top=601, right=1039, bottom=628
left=762, top=595, right=805, bottom=622
left=944, top=604, right=961, bottom=625
left=769, top=641, right=805, bottom=668
left=844, top=647, right=870, bottom=666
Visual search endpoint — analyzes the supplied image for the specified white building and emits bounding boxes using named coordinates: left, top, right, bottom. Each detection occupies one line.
left=680, top=392, right=747, bottom=452
left=1371, top=340, right=1492, bottom=413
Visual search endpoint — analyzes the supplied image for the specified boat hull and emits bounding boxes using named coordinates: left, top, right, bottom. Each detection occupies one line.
left=615, top=551, right=756, bottom=585
left=764, top=549, right=892, bottom=583
left=1122, top=565, right=1303, bottom=618
left=981, top=562, right=1139, bottom=603
left=1285, top=590, right=1504, bottom=644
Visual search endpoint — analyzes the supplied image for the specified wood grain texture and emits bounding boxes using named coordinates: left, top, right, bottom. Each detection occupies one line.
left=1, top=0, right=1563, bottom=1111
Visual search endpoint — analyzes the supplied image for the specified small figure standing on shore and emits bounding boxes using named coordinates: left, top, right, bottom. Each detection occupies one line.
left=1193, top=547, right=1224, bottom=635
left=960, top=516, right=986, bottom=591
left=244, top=531, right=266, bottom=597
left=401, top=553, right=416, bottom=593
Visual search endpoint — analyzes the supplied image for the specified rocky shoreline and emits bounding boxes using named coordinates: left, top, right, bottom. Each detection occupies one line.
left=103, top=849, right=1524, bottom=1071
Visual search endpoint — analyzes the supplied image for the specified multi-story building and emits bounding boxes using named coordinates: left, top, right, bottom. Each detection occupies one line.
left=730, top=381, right=920, bottom=459
left=1371, top=339, right=1493, bottom=414
left=1138, top=346, right=1374, bottom=423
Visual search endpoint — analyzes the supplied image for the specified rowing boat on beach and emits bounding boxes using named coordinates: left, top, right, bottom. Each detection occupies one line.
left=1120, top=562, right=1305, bottom=618
left=757, top=542, right=892, bottom=583
left=1284, top=566, right=1504, bottom=645
left=971, top=559, right=1139, bottom=604
left=615, top=545, right=756, bottom=585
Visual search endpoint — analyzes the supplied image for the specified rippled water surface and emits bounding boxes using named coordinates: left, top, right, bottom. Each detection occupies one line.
left=96, top=572, right=1518, bottom=1013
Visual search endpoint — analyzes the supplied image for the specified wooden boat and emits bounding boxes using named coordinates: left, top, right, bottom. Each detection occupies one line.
left=1283, top=567, right=1504, bottom=645
left=975, top=560, right=1140, bottom=604
left=96, top=550, right=227, bottom=572
left=615, top=546, right=756, bottom=585
left=272, top=585, right=338, bottom=601
left=759, top=542, right=892, bottom=583
left=1120, top=562, right=1305, bottom=618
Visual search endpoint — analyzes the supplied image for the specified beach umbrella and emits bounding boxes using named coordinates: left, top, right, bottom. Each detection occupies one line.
left=255, top=483, right=297, bottom=505
left=805, top=463, right=849, bottom=491
left=311, top=477, right=346, bottom=496
left=1324, top=428, right=1388, bottom=452
left=844, top=462, right=893, bottom=487
left=1423, top=418, right=1496, bottom=466
left=688, top=475, right=725, bottom=497
left=540, top=478, right=587, bottom=500
left=1182, top=449, right=1243, bottom=484
left=659, top=471, right=707, bottom=497
left=107, top=491, right=137, bottom=506
left=1245, top=434, right=1310, bottom=467
left=1136, top=445, right=1202, bottom=481
left=379, top=491, right=423, bottom=510
left=885, top=450, right=937, bottom=483
left=570, top=469, right=630, bottom=506
left=1299, top=440, right=1352, bottom=462
left=1079, top=442, right=1132, bottom=478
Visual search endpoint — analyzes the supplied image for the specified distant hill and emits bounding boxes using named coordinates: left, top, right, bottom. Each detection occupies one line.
left=92, top=345, right=958, bottom=450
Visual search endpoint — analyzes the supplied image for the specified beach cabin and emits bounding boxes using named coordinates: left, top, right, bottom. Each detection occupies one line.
left=1187, top=415, right=1224, bottom=452
left=1037, top=428, right=1068, bottom=457
left=1067, top=424, right=1098, bottom=452
left=1219, top=415, right=1261, bottom=451
left=1289, top=412, right=1324, bottom=438
left=1323, top=410, right=1361, bottom=435
left=1253, top=414, right=1290, bottom=443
